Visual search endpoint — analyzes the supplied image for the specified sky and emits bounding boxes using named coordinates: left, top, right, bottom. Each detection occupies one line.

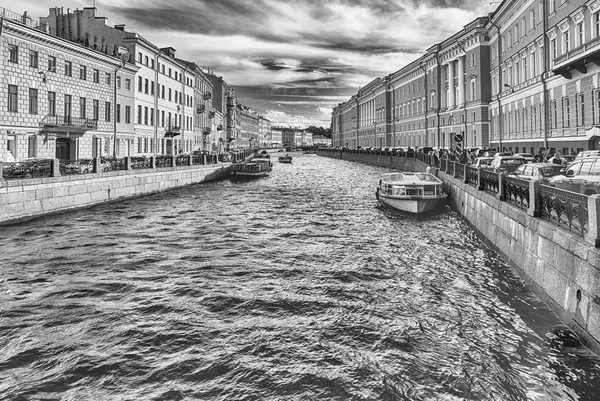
left=9, top=0, right=496, bottom=128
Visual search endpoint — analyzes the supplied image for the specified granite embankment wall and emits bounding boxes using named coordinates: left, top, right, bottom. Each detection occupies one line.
left=318, top=150, right=600, bottom=354
left=0, top=163, right=230, bottom=225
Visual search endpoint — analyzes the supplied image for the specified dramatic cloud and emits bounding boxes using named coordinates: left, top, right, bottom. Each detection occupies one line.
left=13, top=0, right=495, bottom=127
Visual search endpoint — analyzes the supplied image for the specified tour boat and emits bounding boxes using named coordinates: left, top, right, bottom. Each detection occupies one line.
left=375, top=172, right=447, bottom=214
left=231, top=157, right=272, bottom=177
left=278, top=155, right=293, bottom=163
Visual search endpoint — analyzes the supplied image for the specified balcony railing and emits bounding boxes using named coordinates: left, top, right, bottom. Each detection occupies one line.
left=40, top=115, right=98, bottom=130
left=554, top=35, right=600, bottom=66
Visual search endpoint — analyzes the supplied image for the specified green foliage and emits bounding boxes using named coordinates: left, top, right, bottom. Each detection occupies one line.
left=306, top=125, right=332, bottom=138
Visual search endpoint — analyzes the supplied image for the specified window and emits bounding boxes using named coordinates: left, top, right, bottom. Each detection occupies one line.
left=576, top=23, right=584, bottom=47
left=169, top=68, right=172, bottom=77
left=125, top=78, right=131, bottom=91
left=105, top=102, right=111, bottom=122
left=471, top=53, right=476, bottom=67
left=116, top=104, right=121, bottom=123
left=48, top=91, right=56, bottom=116
left=596, top=12, right=600, bottom=38
left=48, top=56, right=56, bottom=72
left=530, top=10, right=535, bottom=29
left=563, top=31, right=570, bottom=53
left=151, top=59, right=155, bottom=69
left=169, top=88, right=172, bottom=101
left=138, top=52, right=142, bottom=63
left=137, top=105, right=142, bottom=124
left=151, top=81, right=155, bottom=96
left=144, top=55, right=149, bottom=66
left=150, top=107, right=154, bottom=126
left=93, top=99, right=99, bottom=120
left=29, top=50, right=38, bottom=68
left=79, top=97, right=86, bottom=119
left=161, top=110, right=165, bottom=127
left=563, top=97, right=570, bottom=127
left=64, top=94, right=72, bottom=119
left=125, top=105, right=131, bottom=124
left=144, top=106, right=148, bottom=125
left=531, top=52, right=536, bottom=77
left=117, top=76, right=121, bottom=89
left=138, top=76, right=143, bottom=92
left=65, top=61, right=72, bottom=76
left=549, top=0, right=555, bottom=14
left=105, top=73, right=111, bottom=85
left=80, top=65, right=87, bottom=80
left=8, top=45, right=18, bottom=63
left=578, top=93, right=584, bottom=126
left=552, top=100, right=557, bottom=128
left=162, top=85, right=165, bottom=99
left=7, top=85, right=18, bottom=112
left=27, top=88, right=38, bottom=114
left=144, top=79, right=149, bottom=94
left=470, top=79, right=476, bottom=101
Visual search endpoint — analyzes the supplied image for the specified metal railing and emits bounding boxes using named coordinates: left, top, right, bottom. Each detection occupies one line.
left=504, top=176, right=530, bottom=210
left=131, top=157, right=152, bottom=170
left=539, top=184, right=589, bottom=236
left=155, top=155, right=173, bottom=168
left=2, top=159, right=53, bottom=179
left=466, top=166, right=478, bottom=187
left=480, top=169, right=500, bottom=196
left=39, top=115, right=98, bottom=130
left=59, top=159, right=94, bottom=175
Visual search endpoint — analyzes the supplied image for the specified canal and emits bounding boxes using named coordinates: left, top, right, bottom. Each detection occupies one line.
left=1, top=153, right=599, bottom=400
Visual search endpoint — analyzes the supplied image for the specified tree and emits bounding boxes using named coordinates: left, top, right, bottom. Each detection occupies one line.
left=305, top=125, right=331, bottom=138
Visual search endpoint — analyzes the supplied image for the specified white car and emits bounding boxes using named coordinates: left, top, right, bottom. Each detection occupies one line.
left=514, top=153, right=535, bottom=163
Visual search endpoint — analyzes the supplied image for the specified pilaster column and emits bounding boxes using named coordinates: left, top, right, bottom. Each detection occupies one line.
left=448, top=61, right=456, bottom=108
left=458, top=57, right=465, bottom=105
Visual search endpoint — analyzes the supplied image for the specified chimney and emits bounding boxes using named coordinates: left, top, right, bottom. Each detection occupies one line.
left=114, top=24, right=126, bottom=31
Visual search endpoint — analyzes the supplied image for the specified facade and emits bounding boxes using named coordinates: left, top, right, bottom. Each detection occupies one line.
left=258, top=115, right=271, bottom=147
left=0, top=8, right=138, bottom=162
left=489, top=0, right=600, bottom=154
left=239, top=106, right=259, bottom=147
left=333, top=1, right=600, bottom=154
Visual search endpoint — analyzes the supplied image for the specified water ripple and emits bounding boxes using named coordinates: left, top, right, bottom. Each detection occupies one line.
left=0, top=153, right=599, bottom=400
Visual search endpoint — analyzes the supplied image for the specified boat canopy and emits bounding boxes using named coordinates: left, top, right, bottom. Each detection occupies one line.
left=382, top=172, right=440, bottom=184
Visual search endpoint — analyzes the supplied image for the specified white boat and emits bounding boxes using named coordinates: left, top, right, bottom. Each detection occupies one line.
left=231, top=157, right=272, bottom=177
left=376, top=172, right=447, bottom=214
left=278, top=155, right=293, bottom=163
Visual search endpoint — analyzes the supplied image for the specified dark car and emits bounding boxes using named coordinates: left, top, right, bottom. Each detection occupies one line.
left=548, top=155, right=600, bottom=195
left=509, top=163, right=564, bottom=184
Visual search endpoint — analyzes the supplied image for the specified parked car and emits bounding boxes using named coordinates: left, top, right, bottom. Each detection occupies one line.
left=548, top=155, right=600, bottom=195
left=514, top=153, right=535, bottom=163
left=509, top=163, right=564, bottom=184
left=489, top=156, right=527, bottom=173
left=472, top=156, right=495, bottom=168
left=575, top=150, right=600, bottom=160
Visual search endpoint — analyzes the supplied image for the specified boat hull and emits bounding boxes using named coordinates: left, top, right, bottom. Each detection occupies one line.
left=378, top=193, right=447, bottom=214
left=230, top=170, right=269, bottom=177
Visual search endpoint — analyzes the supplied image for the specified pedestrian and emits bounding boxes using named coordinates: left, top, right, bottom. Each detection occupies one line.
left=534, top=149, right=544, bottom=163
left=459, top=150, right=468, bottom=164
left=552, top=151, right=563, bottom=165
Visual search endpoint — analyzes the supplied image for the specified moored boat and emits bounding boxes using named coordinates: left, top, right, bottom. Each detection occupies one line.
left=278, top=155, right=293, bottom=163
left=375, top=172, right=447, bottom=214
left=231, top=157, right=272, bottom=177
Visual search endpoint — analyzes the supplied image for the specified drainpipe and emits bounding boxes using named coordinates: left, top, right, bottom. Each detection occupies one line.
left=541, top=0, right=549, bottom=150
left=489, top=15, right=503, bottom=151
left=154, top=50, right=163, bottom=156
left=419, top=62, right=429, bottom=147
left=434, top=49, right=441, bottom=148
left=113, top=58, right=127, bottom=157
left=456, top=40, right=468, bottom=150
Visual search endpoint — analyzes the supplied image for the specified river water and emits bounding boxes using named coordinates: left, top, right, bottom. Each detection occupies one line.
left=1, top=153, right=600, bottom=400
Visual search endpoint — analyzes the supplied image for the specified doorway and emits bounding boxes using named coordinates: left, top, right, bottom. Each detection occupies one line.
left=56, top=138, right=71, bottom=160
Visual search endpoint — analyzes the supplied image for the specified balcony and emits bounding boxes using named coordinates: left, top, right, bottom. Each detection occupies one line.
left=39, top=115, right=97, bottom=135
left=553, top=36, right=600, bottom=79
left=203, top=92, right=212, bottom=101
left=196, top=104, right=205, bottom=114
left=164, top=126, right=180, bottom=138
left=208, top=111, right=215, bottom=119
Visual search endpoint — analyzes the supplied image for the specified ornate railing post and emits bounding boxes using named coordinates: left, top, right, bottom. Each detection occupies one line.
left=125, top=156, right=132, bottom=170
left=463, top=164, right=468, bottom=183
left=151, top=156, right=156, bottom=169
left=477, top=168, right=483, bottom=190
left=203, top=154, right=207, bottom=165
left=171, top=155, right=176, bottom=167
left=189, top=155, right=193, bottom=166
left=51, top=159, right=61, bottom=177
left=527, top=181, right=540, bottom=217
left=586, top=195, right=600, bottom=247
left=497, top=172, right=505, bottom=200
left=94, top=157, right=102, bottom=173
left=452, top=161, right=458, bottom=178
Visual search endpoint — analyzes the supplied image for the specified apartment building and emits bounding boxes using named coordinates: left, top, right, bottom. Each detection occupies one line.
left=42, top=7, right=214, bottom=156
left=239, top=106, right=260, bottom=147
left=0, top=8, right=138, bottom=162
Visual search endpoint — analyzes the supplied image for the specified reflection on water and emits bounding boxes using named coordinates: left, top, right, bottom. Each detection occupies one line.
left=0, top=153, right=599, bottom=400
